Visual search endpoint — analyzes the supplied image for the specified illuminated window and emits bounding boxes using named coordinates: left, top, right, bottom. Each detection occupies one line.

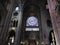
left=26, top=28, right=39, bottom=31
left=26, top=16, right=38, bottom=26
left=26, top=16, right=39, bottom=31
left=15, top=6, right=19, bottom=11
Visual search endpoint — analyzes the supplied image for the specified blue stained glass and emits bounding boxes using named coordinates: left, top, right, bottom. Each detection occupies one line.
left=26, top=16, right=38, bottom=26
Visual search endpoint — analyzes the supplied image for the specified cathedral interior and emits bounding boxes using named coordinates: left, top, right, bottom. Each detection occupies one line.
left=0, top=0, right=60, bottom=45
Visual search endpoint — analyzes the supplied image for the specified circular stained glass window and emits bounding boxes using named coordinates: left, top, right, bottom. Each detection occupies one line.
left=26, top=16, right=38, bottom=26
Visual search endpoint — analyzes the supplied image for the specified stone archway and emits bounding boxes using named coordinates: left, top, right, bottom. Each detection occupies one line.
left=49, top=30, right=56, bottom=45
left=7, top=30, right=15, bottom=44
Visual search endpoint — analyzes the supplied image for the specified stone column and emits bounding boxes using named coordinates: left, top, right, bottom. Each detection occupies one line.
left=47, top=0, right=60, bottom=45
left=0, top=0, right=15, bottom=45
left=14, top=1, right=23, bottom=45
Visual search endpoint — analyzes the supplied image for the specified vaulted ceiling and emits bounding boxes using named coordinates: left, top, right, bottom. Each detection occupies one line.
left=0, top=0, right=10, bottom=13
left=0, top=0, right=48, bottom=16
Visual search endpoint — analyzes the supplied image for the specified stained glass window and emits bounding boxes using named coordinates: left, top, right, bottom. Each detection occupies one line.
left=26, top=16, right=38, bottom=26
